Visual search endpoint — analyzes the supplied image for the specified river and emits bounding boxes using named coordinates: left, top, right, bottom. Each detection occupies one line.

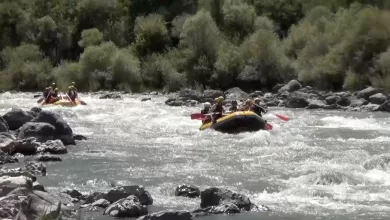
left=1, top=92, right=390, bottom=220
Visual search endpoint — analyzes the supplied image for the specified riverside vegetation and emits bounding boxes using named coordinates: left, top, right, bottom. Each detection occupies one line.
left=0, top=0, right=390, bottom=94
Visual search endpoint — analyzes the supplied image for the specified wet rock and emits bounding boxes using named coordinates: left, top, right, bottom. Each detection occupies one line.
left=141, top=97, right=151, bottom=102
left=64, top=189, right=83, bottom=199
left=356, top=86, right=382, bottom=100
left=0, top=194, right=23, bottom=219
left=175, top=185, right=200, bottom=198
left=33, top=94, right=41, bottom=98
left=306, top=100, right=326, bottom=109
left=363, top=154, right=390, bottom=171
left=193, top=202, right=240, bottom=216
left=325, top=95, right=339, bottom=105
left=0, top=176, right=33, bottom=196
left=312, top=171, right=360, bottom=186
left=185, top=100, right=199, bottom=106
left=84, top=192, right=106, bottom=204
left=286, top=92, right=310, bottom=108
left=381, top=99, right=390, bottom=112
left=272, top=84, right=284, bottom=92
left=28, top=107, right=42, bottom=118
left=17, top=122, right=56, bottom=143
left=103, top=195, right=148, bottom=218
left=33, top=182, right=45, bottom=191
left=35, top=154, right=62, bottom=162
left=91, top=198, right=110, bottom=208
left=73, top=134, right=87, bottom=141
left=360, top=103, right=381, bottom=112
left=27, top=190, right=73, bottom=218
left=178, top=89, right=203, bottom=102
left=265, top=99, right=280, bottom=107
left=2, top=109, right=34, bottom=130
left=278, top=80, right=302, bottom=93
left=38, top=140, right=67, bottom=154
left=200, top=187, right=255, bottom=211
left=224, top=87, right=249, bottom=101
left=165, top=98, right=184, bottom=107
left=0, top=167, right=36, bottom=182
left=138, top=210, right=193, bottom=220
left=249, top=91, right=264, bottom=98
left=24, top=161, right=46, bottom=176
left=349, top=97, right=368, bottom=108
left=99, top=93, right=122, bottom=99
left=0, top=116, right=8, bottom=132
left=203, top=89, right=224, bottom=101
left=149, top=91, right=159, bottom=95
left=105, top=185, right=153, bottom=205
left=0, top=151, right=18, bottom=165
left=32, top=111, right=75, bottom=145
left=369, top=93, right=387, bottom=105
left=13, top=153, right=24, bottom=158
left=12, top=138, right=40, bottom=155
left=0, top=132, right=17, bottom=153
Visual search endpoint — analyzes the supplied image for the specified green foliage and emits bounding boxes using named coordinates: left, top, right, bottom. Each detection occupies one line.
left=222, top=0, right=256, bottom=41
left=134, top=14, right=170, bottom=57
left=111, top=49, right=142, bottom=92
left=78, top=28, right=103, bottom=48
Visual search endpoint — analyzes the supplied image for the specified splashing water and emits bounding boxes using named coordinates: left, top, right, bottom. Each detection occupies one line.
left=1, top=92, right=390, bottom=220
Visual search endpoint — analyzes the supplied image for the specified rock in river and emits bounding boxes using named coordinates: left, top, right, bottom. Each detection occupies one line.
left=175, top=185, right=200, bottom=198
left=104, top=195, right=148, bottom=218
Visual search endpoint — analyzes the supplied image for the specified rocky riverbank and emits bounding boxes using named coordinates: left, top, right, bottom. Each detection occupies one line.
left=162, top=80, right=390, bottom=113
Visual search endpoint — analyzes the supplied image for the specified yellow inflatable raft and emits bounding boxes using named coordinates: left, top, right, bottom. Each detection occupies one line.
left=199, top=111, right=266, bottom=133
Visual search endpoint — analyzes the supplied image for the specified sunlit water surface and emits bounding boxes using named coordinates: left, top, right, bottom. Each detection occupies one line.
left=1, top=92, right=390, bottom=220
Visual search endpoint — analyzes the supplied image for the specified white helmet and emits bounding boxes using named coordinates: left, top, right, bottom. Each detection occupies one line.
left=203, top=102, right=211, bottom=108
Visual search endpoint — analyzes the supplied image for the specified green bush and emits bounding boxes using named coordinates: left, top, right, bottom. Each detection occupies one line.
left=111, top=49, right=142, bottom=92
left=254, top=16, right=275, bottom=32
left=79, top=41, right=118, bottom=90
left=180, top=10, right=221, bottom=86
left=134, top=14, right=170, bottom=57
left=78, top=28, right=103, bottom=48
left=222, top=0, right=256, bottom=41
left=51, top=62, right=82, bottom=90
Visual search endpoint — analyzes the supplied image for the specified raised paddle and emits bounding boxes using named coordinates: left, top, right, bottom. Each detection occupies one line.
left=252, top=103, right=289, bottom=121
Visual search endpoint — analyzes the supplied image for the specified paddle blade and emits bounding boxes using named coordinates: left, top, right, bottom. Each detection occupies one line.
left=191, top=113, right=204, bottom=120
left=80, top=100, right=87, bottom=105
left=266, top=122, right=273, bottom=130
left=275, top=114, right=289, bottom=121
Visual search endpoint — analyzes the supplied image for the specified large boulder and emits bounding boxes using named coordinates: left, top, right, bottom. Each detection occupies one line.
left=363, top=154, right=390, bottom=171
left=325, top=95, right=339, bottom=105
left=105, top=185, right=153, bottom=205
left=193, top=202, right=240, bottom=216
left=37, top=140, right=67, bottom=154
left=84, top=192, right=106, bottom=204
left=278, top=80, right=302, bottom=93
left=0, top=176, right=33, bottom=197
left=0, top=132, right=16, bottom=153
left=349, top=97, right=368, bottom=108
left=24, top=161, right=46, bottom=176
left=200, top=187, right=254, bottom=211
left=175, top=185, right=200, bottom=198
left=31, top=111, right=75, bottom=145
left=103, top=195, right=148, bottom=218
left=369, top=93, right=387, bottom=105
left=0, top=117, right=8, bottom=132
left=17, top=122, right=56, bottom=143
left=12, top=138, right=40, bottom=155
left=27, top=190, right=74, bottom=218
left=178, top=89, right=203, bottom=102
left=356, top=87, right=382, bottom=100
left=203, top=90, right=224, bottom=102
left=285, top=92, right=310, bottom=108
left=28, top=107, right=42, bottom=118
left=0, top=151, right=18, bottom=165
left=138, top=210, right=193, bottom=220
left=224, top=87, right=249, bottom=101
left=0, top=194, right=24, bottom=219
left=2, top=109, right=34, bottom=130
left=0, top=167, right=36, bottom=182
left=381, top=99, right=390, bottom=112
left=165, top=98, right=184, bottom=107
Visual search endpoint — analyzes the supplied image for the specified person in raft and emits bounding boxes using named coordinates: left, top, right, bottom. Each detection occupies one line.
left=211, top=96, right=225, bottom=123
left=201, top=102, right=212, bottom=124
left=67, top=82, right=78, bottom=101
left=251, top=98, right=267, bottom=117
left=239, top=99, right=252, bottom=111
left=229, top=100, right=238, bottom=112
left=44, top=82, right=57, bottom=103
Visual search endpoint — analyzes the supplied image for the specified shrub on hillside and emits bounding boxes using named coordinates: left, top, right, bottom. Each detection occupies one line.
left=79, top=41, right=118, bottom=90
left=111, top=49, right=142, bottom=92
left=134, top=14, right=171, bottom=57
left=171, top=13, right=190, bottom=40
left=78, top=28, right=103, bottom=48
left=239, top=29, right=295, bottom=88
left=371, top=49, right=390, bottom=91
left=254, top=16, right=275, bottom=32
left=51, top=62, right=82, bottom=90
left=180, top=10, right=221, bottom=87
left=1, top=44, right=53, bottom=90
left=222, top=0, right=256, bottom=41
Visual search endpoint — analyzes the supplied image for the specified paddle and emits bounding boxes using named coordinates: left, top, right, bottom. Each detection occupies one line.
left=41, top=91, right=52, bottom=105
left=252, top=103, right=289, bottom=121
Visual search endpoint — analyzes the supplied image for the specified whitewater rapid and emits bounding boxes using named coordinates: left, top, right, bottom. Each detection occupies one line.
left=1, top=92, right=390, bottom=220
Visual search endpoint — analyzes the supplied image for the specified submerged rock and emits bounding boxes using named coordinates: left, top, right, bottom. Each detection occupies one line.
left=73, top=134, right=87, bottom=141
left=24, top=161, right=46, bottom=176
left=138, top=210, right=193, bottom=220
left=0, top=151, right=18, bottom=165
left=311, top=171, right=360, bottom=185
left=175, top=185, right=200, bottom=198
left=99, top=93, right=122, bottom=99
left=103, top=195, right=148, bottom=218
left=37, top=140, right=67, bottom=154
left=2, top=109, right=34, bottom=130
left=200, top=187, right=256, bottom=211
left=363, top=154, right=390, bottom=171
left=105, top=185, right=153, bottom=205
left=35, top=154, right=62, bottom=162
